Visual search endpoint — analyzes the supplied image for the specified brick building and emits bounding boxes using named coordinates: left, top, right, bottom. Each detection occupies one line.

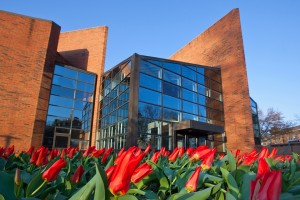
left=0, top=8, right=260, bottom=152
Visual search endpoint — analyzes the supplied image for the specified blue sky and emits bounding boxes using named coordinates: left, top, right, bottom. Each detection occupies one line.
left=1, top=1, right=299, bottom=124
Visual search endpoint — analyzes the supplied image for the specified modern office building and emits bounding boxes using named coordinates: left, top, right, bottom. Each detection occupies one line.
left=0, top=8, right=260, bottom=152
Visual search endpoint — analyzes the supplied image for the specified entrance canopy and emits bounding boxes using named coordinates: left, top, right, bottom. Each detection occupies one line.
left=173, top=120, right=224, bottom=134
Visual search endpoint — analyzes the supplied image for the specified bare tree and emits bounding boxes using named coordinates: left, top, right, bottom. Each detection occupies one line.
left=259, top=108, right=294, bottom=144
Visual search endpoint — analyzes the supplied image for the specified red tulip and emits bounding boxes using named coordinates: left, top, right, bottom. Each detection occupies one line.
left=67, top=148, right=76, bottom=159
left=30, top=150, right=39, bottom=164
left=109, top=147, right=145, bottom=196
left=257, top=158, right=270, bottom=179
left=106, top=166, right=115, bottom=181
left=186, top=148, right=194, bottom=156
left=190, top=148, right=211, bottom=161
left=48, top=149, right=59, bottom=160
left=42, top=159, right=67, bottom=181
left=131, top=163, right=153, bottom=183
left=70, top=165, right=84, bottom=183
left=241, top=154, right=257, bottom=166
left=60, top=148, right=67, bottom=159
left=219, top=154, right=225, bottom=159
left=26, top=146, right=35, bottom=156
left=178, top=147, right=185, bottom=157
left=101, top=147, right=113, bottom=164
left=268, top=148, right=278, bottom=158
left=91, top=148, right=105, bottom=158
left=201, top=149, right=216, bottom=170
left=0, top=147, right=5, bottom=157
left=35, top=146, right=48, bottom=166
left=258, top=147, right=268, bottom=159
left=150, top=151, right=160, bottom=163
left=168, top=147, right=179, bottom=162
left=83, top=146, right=96, bottom=157
left=185, top=166, right=201, bottom=192
left=4, top=145, right=14, bottom=158
left=144, top=144, right=151, bottom=154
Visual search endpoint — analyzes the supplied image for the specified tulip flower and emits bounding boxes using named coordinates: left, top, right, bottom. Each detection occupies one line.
left=67, top=148, right=76, bottom=159
left=131, top=162, right=153, bottom=183
left=101, top=147, right=113, bottom=164
left=186, top=148, right=194, bottom=156
left=91, top=148, right=105, bottom=158
left=201, top=149, right=216, bottom=170
left=109, top=147, right=145, bottom=196
left=35, top=146, right=48, bottom=166
left=178, top=147, right=185, bottom=157
left=185, top=166, right=201, bottom=192
left=0, top=147, right=5, bottom=157
left=106, top=166, right=115, bottom=181
left=4, top=145, right=14, bottom=158
left=14, top=168, right=21, bottom=186
left=190, top=148, right=211, bottom=161
left=144, top=144, right=151, bottom=154
left=150, top=151, right=160, bottom=163
left=25, top=146, right=35, bottom=156
left=168, top=147, right=179, bottom=162
left=241, top=154, right=257, bottom=166
left=70, top=165, right=84, bottom=183
left=42, top=159, right=67, bottom=181
left=258, top=147, right=268, bottom=159
left=83, top=146, right=96, bottom=157
left=268, top=148, right=278, bottom=158
left=257, top=158, right=270, bottom=179
left=30, top=150, right=39, bottom=164
left=48, top=149, right=59, bottom=160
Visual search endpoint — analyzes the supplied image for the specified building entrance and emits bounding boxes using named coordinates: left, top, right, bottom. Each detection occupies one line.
left=175, top=131, right=209, bottom=149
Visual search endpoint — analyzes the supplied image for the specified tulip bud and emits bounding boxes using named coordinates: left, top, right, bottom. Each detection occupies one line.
left=14, top=168, right=21, bottom=186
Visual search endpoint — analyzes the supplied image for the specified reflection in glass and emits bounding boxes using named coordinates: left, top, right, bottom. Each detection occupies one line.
left=78, top=72, right=95, bottom=84
left=163, top=81, right=180, bottom=98
left=51, top=85, right=74, bottom=99
left=140, top=60, right=162, bottom=78
left=182, top=78, right=197, bottom=92
left=139, top=87, right=161, bottom=105
left=140, top=73, right=161, bottom=92
left=163, top=62, right=181, bottom=74
left=138, top=102, right=161, bottom=119
left=182, top=89, right=197, bottom=103
left=53, top=75, right=76, bottom=89
left=54, top=65, right=77, bottom=79
left=182, top=66, right=196, bottom=81
left=183, top=100, right=198, bottom=115
left=163, top=70, right=181, bottom=85
left=163, top=95, right=181, bottom=110
left=49, top=96, right=74, bottom=108
left=163, top=108, right=181, bottom=122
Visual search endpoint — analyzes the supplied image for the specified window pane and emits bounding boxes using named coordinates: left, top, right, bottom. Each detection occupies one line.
left=140, top=60, right=162, bottom=78
left=182, top=89, right=197, bottom=103
left=48, top=105, right=73, bottom=118
left=49, top=95, right=74, bottom=108
left=198, top=84, right=206, bottom=95
left=76, top=91, right=93, bottom=101
left=146, top=59, right=163, bottom=67
left=51, top=85, right=74, bottom=98
left=197, top=74, right=205, bottom=85
left=140, top=73, right=161, bottom=92
left=197, top=67, right=204, bottom=75
left=163, top=70, right=181, bottom=85
left=74, top=100, right=89, bottom=110
left=53, top=75, right=76, bottom=89
left=198, top=94, right=206, bottom=105
left=182, top=113, right=198, bottom=121
left=163, top=95, right=181, bottom=110
left=163, top=81, right=180, bottom=98
left=139, top=87, right=161, bottom=105
left=199, top=106, right=207, bottom=117
left=183, top=100, right=198, bottom=115
left=163, top=62, right=181, bottom=74
left=182, top=66, right=196, bottom=81
left=78, top=72, right=95, bottom=84
left=210, top=79, right=222, bottom=92
left=54, top=65, right=77, bottom=79
left=163, top=108, right=181, bottom=122
left=138, top=102, right=161, bottom=119
left=182, top=78, right=197, bottom=92
left=77, top=81, right=94, bottom=93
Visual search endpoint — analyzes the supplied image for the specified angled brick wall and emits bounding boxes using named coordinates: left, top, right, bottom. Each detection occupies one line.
left=170, top=9, right=255, bottom=152
left=0, top=11, right=60, bottom=151
left=57, top=27, right=108, bottom=147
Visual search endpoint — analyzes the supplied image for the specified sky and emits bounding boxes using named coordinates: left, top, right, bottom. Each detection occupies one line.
left=1, top=1, right=300, bottom=124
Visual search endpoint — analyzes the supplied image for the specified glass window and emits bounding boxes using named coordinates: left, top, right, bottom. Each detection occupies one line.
left=111, top=72, right=122, bottom=89
left=163, top=81, right=180, bottom=98
left=74, top=100, right=89, bottom=110
left=163, top=62, right=181, bottom=74
left=52, top=75, right=76, bottom=89
left=183, top=100, right=198, bottom=115
left=182, top=113, right=198, bottom=121
left=163, top=70, right=181, bottom=85
left=199, top=106, right=207, bottom=117
left=163, top=95, right=181, bottom=110
left=197, top=74, right=205, bottom=85
left=198, top=84, right=206, bottom=95
left=51, top=85, right=74, bottom=98
left=46, top=115, right=69, bottom=127
left=76, top=91, right=93, bottom=101
left=54, top=65, right=77, bottom=79
left=140, top=60, right=162, bottom=78
left=49, top=96, right=74, bottom=108
left=48, top=105, right=73, bottom=118
left=182, top=77, right=197, bottom=92
left=182, top=66, right=196, bottom=81
left=77, top=81, right=94, bottom=93
left=140, top=73, right=161, bottom=92
left=182, top=89, right=197, bottom=103
left=210, top=80, right=222, bottom=92
left=163, top=108, right=181, bottom=122
left=197, top=67, right=204, bottom=75
left=146, top=59, right=163, bottom=67
left=139, top=87, right=161, bottom=105
left=211, top=90, right=222, bottom=101
left=78, top=72, right=95, bottom=84
left=187, top=65, right=197, bottom=71
left=198, top=94, right=206, bottom=105
left=138, top=102, right=161, bottom=119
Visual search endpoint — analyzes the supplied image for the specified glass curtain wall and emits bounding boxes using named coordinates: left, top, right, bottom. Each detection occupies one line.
left=250, top=97, right=261, bottom=145
left=97, top=61, right=131, bottom=149
left=43, top=64, right=96, bottom=150
left=138, top=57, right=224, bottom=150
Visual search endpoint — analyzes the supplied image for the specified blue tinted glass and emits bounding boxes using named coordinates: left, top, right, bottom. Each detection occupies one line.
left=139, top=87, right=161, bottom=105
left=182, top=113, right=198, bottom=121
left=163, top=70, right=181, bottom=85
left=48, top=105, right=73, bottom=118
left=182, top=66, right=196, bottom=81
left=138, top=102, right=161, bottom=119
left=197, top=67, right=205, bottom=74
left=182, top=77, right=197, bottom=92
left=146, top=59, right=163, bottom=67
left=54, top=65, right=77, bottom=79
left=140, top=73, right=161, bottom=92
left=163, top=108, right=181, bottom=122
left=163, top=95, right=181, bottom=110
left=163, top=81, right=180, bottom=98
left=51, top=85, right=74, bottom=98
left=198, top=84, right=206, bottom=95
left=49, top=95, right=74, bottom=108
left=199, top=106, right=207, bottom=117
left=53, top=75, right=76, bottom=89
left=183, top=100, right=198, bottom=115
left=76, top=91, right=93, bottom=101
left=74, top=100, right=89, bottom=110
left=78, top=72, right=95, bottom=84
left=140, top=60, right=162, bottom=78
left=182, top=89, right=197, bottom=103
left=187, top=65, right=197, bottom=71
left=163, top=62, right=181, bottom=74
left=199, top=117, right=206, bottom=122
left=198, top=94, right=206, bottom=105
left=77, top=81, right=94, bottom=93
left=46, top=115, right=69, bottom=127
left=197, top=74, right=205, bottom=85
left=73, top=110, right=83, bottom=121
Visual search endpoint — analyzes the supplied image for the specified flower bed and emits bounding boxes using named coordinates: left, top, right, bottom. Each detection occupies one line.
left=0, top=145, right=299, bottom=200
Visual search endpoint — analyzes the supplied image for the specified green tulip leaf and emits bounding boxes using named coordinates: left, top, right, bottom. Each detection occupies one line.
left=95, top=163, right=109, bottom=200
left=127, top=189, right=145, bottom=195
left=26, top=173, right=45, bottom=197
left=104, top=154, right=115, bottom=170
left=220, top=167, right=239, bottom=198
left=144, top=190, right=159, bottom=200
left=175, top=186, right=213, bottom=200
left=240, top=171, right=256, bottom=200
left=0, top=171, right=15, bottom=200
left=0, top=194, right=4, bottom=200
left=226, top=149, right=236, bottom=172
left=0, top=157, right=7, bottom=171
left=69, top=175, right=96, bottom=200
left=117, top=194, right=138, bottom=200
left=225, top=192, right=237, bottom=200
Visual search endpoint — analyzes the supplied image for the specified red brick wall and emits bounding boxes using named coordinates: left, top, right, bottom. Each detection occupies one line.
left=57, top=27, right=108, bottom=147
left=170, top=9, right=255, bottom=152
left=0, top=11, right=60, bottom=151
